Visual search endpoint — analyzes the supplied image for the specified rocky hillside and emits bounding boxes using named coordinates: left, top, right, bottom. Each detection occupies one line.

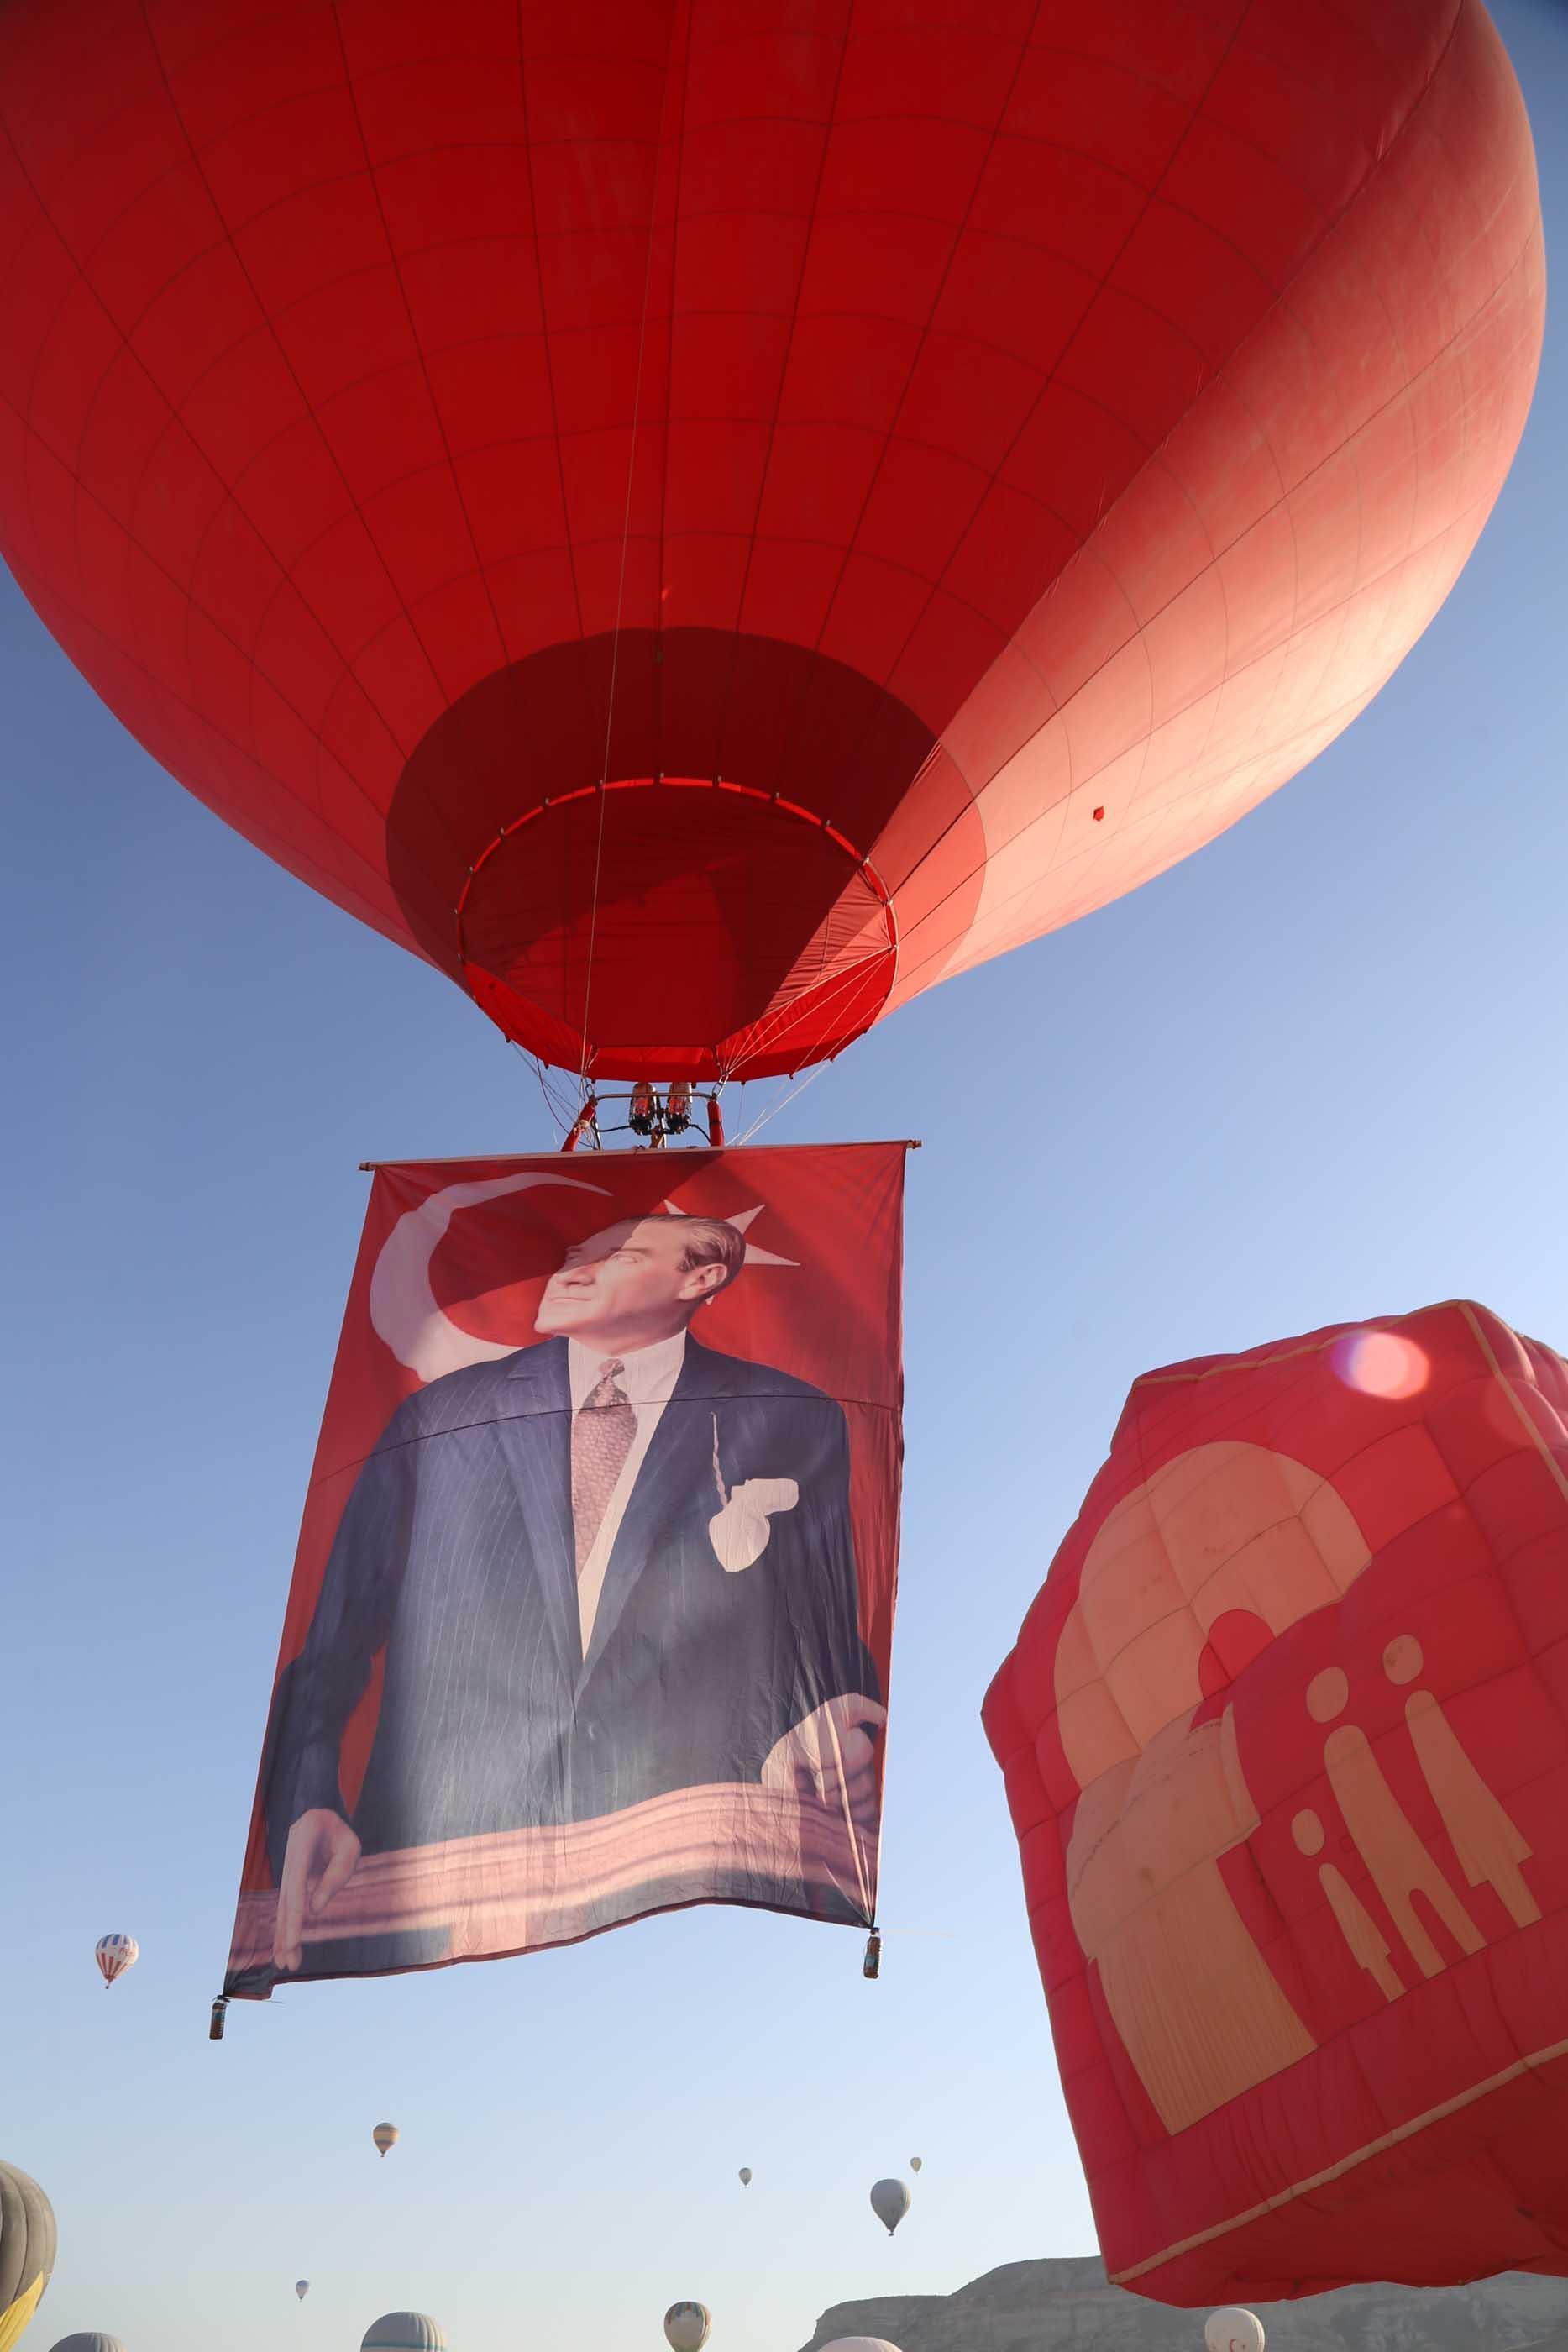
left=798, top=2256, right=1568, bottom=2352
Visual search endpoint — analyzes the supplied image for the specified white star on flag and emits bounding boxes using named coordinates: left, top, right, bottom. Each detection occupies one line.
left=658, top=1201, right=797, bottom=1268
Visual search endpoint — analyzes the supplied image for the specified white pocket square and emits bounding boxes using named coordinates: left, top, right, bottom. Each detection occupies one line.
left=708, top=1477, right=800, bottom=1572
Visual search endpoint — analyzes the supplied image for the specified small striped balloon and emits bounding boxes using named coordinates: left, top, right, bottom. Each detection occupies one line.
left=93, top=1938, right=138, bottom=1991
left=371, top=2124, right=399, bottom=2160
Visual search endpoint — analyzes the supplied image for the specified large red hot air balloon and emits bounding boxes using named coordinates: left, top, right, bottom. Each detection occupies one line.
left=983, top=1301, right=1568, bottom=2304
left=0, top=1, right=1543, bottom=1079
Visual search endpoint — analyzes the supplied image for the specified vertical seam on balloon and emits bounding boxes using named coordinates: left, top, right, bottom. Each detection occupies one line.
left=653, top=3, right=695, bottom=805
left=512, top=3, right=599, bottom=1074
left=578, top=0, right=690, bottom=1088
left=707, top=0, right=863, bottom=1073
left=757, top=2, right=1057, bottom=800
left=323, top=4, right=511, bottom=685
left=872, top=0, right=1474, bottom=950
left=706, top=0, right=861, bottom=786
left=1460, top=1304, right=1568, bottom=1509
left=127, top=1, right=461, bottom=749
left=510, top=29, right=594, bottom=660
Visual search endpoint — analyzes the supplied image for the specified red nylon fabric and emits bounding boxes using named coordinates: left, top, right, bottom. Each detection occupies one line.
left=983, top=1302, right=1568, bottom=2302
left=0, top=1, right=1543, bottom=1076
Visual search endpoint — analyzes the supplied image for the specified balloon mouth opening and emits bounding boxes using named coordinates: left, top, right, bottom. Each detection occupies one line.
left=454, top=774, right=897, bottom=1081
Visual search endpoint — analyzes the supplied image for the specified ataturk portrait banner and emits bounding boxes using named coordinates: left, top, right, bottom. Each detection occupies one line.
left=225, top=1142, right=906, bottom=1995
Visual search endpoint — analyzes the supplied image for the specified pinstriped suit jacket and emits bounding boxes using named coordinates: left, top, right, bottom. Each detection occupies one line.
left=261, top=1332, right=876, bottom=1865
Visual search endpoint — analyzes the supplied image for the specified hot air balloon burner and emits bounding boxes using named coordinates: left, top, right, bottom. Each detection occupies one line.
left=574, top=1085, right=725, bottom=1150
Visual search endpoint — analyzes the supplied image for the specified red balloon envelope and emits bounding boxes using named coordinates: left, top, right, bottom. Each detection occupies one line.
left=0, top=2, right=1543, bottom=1077
left=983, top=1301, right=1568, bottom=2304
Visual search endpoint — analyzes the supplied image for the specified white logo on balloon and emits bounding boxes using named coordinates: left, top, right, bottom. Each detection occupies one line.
left=370, top=1175, right=798, bottom=1380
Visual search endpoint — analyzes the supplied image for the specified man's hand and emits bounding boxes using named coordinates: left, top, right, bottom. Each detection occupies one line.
left=274, top=1808, right=362, bottom=1973
left=763, top=1694, right=887, bottom=1826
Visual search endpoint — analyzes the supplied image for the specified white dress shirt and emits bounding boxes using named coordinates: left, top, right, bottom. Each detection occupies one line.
left=569, top=1329, right=689, bottom=1651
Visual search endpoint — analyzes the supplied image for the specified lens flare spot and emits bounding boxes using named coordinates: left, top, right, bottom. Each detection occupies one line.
left=1333, top=1330, right=1429, bottom=1400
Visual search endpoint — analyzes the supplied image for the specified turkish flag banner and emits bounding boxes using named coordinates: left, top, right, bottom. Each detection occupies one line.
left=984, top=1302, right=1568, bottom=2303
left=225, top=1143, right=906, bottom=1997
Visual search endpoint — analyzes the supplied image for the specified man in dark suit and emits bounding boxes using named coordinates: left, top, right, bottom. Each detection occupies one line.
left=265, top=1212, right=882, bottom=1972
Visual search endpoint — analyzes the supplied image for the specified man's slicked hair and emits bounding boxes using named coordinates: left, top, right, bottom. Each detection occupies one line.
left=565, top=1214, right=746, bottom=1304
left=669, top=1215, right=746, bottom=1300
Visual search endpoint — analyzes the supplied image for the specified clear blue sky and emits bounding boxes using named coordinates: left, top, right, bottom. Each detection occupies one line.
left=3, top=9, right=1566, bottom=2348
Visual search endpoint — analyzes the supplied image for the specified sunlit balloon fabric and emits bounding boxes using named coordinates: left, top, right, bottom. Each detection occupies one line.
left=226, top=1144, right=904, bottom=1996
left=0, top=2, right=1542, bottom=1079
left=983, top=1302, right=1568, bottom=2303
left=361, top=2320, right=444, bottom=2352
left=0, top=2165, right=55, bottom=2352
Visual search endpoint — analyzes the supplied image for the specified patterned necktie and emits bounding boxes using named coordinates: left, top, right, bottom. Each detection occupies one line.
left=571, top=1357, right=636, bottom=1577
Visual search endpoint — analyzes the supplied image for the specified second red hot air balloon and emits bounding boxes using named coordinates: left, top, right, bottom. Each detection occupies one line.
left=985, top=1301, right=1568, bottom=2302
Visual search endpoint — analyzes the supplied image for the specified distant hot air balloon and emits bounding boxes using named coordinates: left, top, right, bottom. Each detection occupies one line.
left=0, top=2164, right=56, bottom=2352
left=360, top=2319, right=444, bottom=2352
left=294, top=2285, right=309, bottom=2304
left=371, top=2124, right=399, bottom=2160
left=737, top=2169, right=752, bottom=2187
left=1206, top=2315, right=1265, bottom=2352
left=663, top=2306, right=711, bottom=2352
left=0, top=2, right=1542, bottom=1091
left=823, top=2341, right=903, bottom=2352
left=870, top=2180, right=910, bottom=2238
left=909, top=2158, right=922, bottom=2174
left=93, top=1937, right=137, bottom=1990
left=47, top=2338, right=127, bottom=2352
left=985, top=1300, right=1568, bottom=2300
